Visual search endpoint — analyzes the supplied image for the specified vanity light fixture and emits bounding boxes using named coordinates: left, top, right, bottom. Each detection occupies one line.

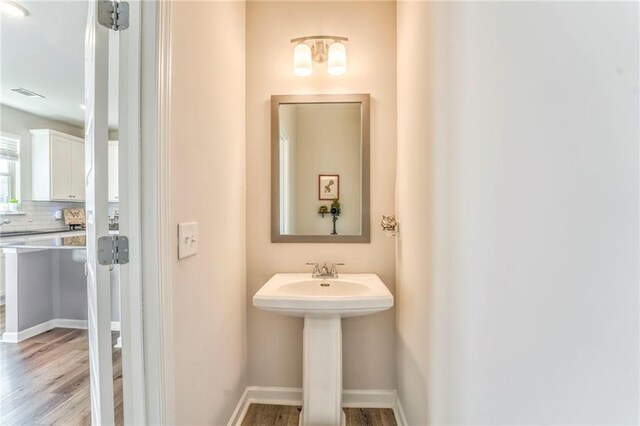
left=0, top=0, right=29, bottom=17
left=291, top=35, right=348, bottom=76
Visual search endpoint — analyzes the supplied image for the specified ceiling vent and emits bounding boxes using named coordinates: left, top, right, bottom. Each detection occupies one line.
left=10, top=87, right=45, bottom=98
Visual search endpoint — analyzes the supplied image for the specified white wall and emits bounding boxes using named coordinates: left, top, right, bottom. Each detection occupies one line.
left=397, top=1, right=639, bottom=424
left=247, top=1, right=397, bottom=390
left=169, top=2, right=246, bottom=424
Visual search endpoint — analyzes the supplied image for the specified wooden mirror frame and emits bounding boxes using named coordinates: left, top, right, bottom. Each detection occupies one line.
left=271, top=94, right=371, bottom=243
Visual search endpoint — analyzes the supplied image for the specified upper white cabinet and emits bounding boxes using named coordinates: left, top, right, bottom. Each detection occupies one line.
left=108, top=141, right=118, bottom=202
left=31, top=129, right=85, bottom=202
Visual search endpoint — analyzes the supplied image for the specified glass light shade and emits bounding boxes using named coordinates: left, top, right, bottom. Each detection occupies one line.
left=328, top=42, right=347, bottom=76
left=0, top=0, right=28, bottom=17
left=293, top=43, right=312, bottom=76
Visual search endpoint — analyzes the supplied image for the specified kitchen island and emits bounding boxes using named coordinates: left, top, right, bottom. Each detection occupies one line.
left=1, top=233, right=120, bottom=343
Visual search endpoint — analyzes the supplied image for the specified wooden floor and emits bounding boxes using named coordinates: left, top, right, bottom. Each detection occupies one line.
left=0, top=320, right=123, bottom=425
left=241, top=404, right=397, bottom=426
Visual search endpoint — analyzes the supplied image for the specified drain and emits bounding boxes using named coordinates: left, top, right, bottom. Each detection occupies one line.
left=320, top=283, right=330, bottom=287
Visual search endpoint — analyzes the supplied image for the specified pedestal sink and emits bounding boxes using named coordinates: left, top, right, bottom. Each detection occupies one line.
left=253, top=273, right=393, bottom=426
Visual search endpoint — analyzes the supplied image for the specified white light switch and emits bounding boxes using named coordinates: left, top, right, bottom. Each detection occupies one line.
left=178, top=222, right=198, bottom=259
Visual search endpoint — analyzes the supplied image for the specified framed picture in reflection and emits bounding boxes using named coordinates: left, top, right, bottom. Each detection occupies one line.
left=319, top=174, right=339, bottom=200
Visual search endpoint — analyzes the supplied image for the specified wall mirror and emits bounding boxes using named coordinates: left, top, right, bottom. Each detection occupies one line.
left=271, top=94, right=370, bottom=243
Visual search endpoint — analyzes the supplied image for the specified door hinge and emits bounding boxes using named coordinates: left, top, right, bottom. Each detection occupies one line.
left=98, top=235, right=130, bottom=265
left=98, top=0, right=129, bottom=31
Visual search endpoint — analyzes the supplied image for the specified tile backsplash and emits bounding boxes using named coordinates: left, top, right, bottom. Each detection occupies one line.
left=0, top=201, right=120, bottom=234
left=0, top=201, right=82, bottom=233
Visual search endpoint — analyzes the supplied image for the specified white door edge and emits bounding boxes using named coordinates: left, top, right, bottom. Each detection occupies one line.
left=85, top=0, right=115, bottom=423
left=118, top=0, right=147, bottom=424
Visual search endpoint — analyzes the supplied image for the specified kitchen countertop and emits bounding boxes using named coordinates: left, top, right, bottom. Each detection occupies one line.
left=0, top=228, right=84, bottom=238
left=1, top=235, right=87, bottom=250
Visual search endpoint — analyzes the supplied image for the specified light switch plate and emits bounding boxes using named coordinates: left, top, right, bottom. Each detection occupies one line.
left=178, top=222, right=198, bottom=259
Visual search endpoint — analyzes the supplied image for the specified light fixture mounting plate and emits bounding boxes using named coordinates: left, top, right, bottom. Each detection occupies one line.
left=290, top=35, right=348, bottom=44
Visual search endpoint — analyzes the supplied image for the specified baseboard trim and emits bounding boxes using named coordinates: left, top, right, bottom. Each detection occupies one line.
left=2, top=319, right=56, bottom=342
left=227, top=386, right=407, bottom=426
left=227, top=387, right=251, bottom=426
left=1, top=319, right=122, bottom=343
left=393, top=392, right=409, bottom=426
left=55, top=319, right=90, bottom=329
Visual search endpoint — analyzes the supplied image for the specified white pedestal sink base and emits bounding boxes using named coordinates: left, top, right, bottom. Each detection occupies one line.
left=253, top=274, right=394, bottom=426
left=301, top=315, right=345, bottom=426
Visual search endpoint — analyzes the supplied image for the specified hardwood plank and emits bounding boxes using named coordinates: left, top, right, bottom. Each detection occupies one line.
left=1, top=350, right=89, bottom=409
left=344, top=407, right=397, bottom=426
left=35, top=381, right=92, bottom=426
left=2, top=391, right=70, bottom=425
left=241, top=404, right=301, bottom=426
left=0, top=328, right=123, bottom=426
left=241, top=404, right=398, bottom=426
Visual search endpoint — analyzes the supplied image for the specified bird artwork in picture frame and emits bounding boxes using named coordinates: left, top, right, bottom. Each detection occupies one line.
left=319, top=174, right=339, bottom=200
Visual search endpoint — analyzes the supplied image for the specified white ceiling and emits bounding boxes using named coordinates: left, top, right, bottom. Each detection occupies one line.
left=1, top=0, right=119, bottom=129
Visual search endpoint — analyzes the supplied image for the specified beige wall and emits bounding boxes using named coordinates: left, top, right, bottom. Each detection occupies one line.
left=395, top=2, right=439, bottom=424
left=290, top=104, right=361, bottom=236
left=246, top=1, right=397, bottom=390
left=397, top=1, right=639, bottom=424
left=169, top=2, right=246, bottom=424
left=0, top=104, right=84, bottom=201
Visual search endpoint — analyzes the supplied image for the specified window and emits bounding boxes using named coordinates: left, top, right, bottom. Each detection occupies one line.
left=0, top=132, right=20, bottom=208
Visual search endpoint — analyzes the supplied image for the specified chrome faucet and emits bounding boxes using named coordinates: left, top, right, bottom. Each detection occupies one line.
left=306, top=262, right=345, bottom=279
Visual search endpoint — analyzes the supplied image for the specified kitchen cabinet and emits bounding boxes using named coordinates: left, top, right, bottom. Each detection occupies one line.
left=108, top=141, right=119, bottom=202
left=30, top=129, right=85, bottom=202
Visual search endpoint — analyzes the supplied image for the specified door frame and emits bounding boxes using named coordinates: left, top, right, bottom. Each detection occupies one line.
left=138, top=0, right=175, bottom=423
left=109, top=0, right=175, bottom=422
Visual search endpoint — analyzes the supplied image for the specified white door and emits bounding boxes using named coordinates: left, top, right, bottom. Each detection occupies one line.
left=86, top=1, right=146, bottom=424
left=85, top=0, right=114, bottom=423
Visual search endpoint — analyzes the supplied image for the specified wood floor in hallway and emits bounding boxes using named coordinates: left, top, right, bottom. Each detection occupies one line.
left=241, top=404, right=398, bottom=426
left=0, top=323, right=123, bottom=425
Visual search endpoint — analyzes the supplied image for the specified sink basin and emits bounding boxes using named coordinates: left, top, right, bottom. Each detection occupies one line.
left=253, top=273, right=393, bottom=318
left=253, top=273, right=393, bottom=425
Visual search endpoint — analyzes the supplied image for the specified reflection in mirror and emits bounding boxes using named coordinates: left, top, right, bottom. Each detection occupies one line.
left=280, top=103, right=361, bottom=235
left=271, top=94, right=370, bottom=243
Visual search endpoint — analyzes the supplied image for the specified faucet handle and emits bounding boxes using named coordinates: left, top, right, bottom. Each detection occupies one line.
left=329, top=262, right=344, bottom=275
left=306, top=262, right=321, bottom=275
